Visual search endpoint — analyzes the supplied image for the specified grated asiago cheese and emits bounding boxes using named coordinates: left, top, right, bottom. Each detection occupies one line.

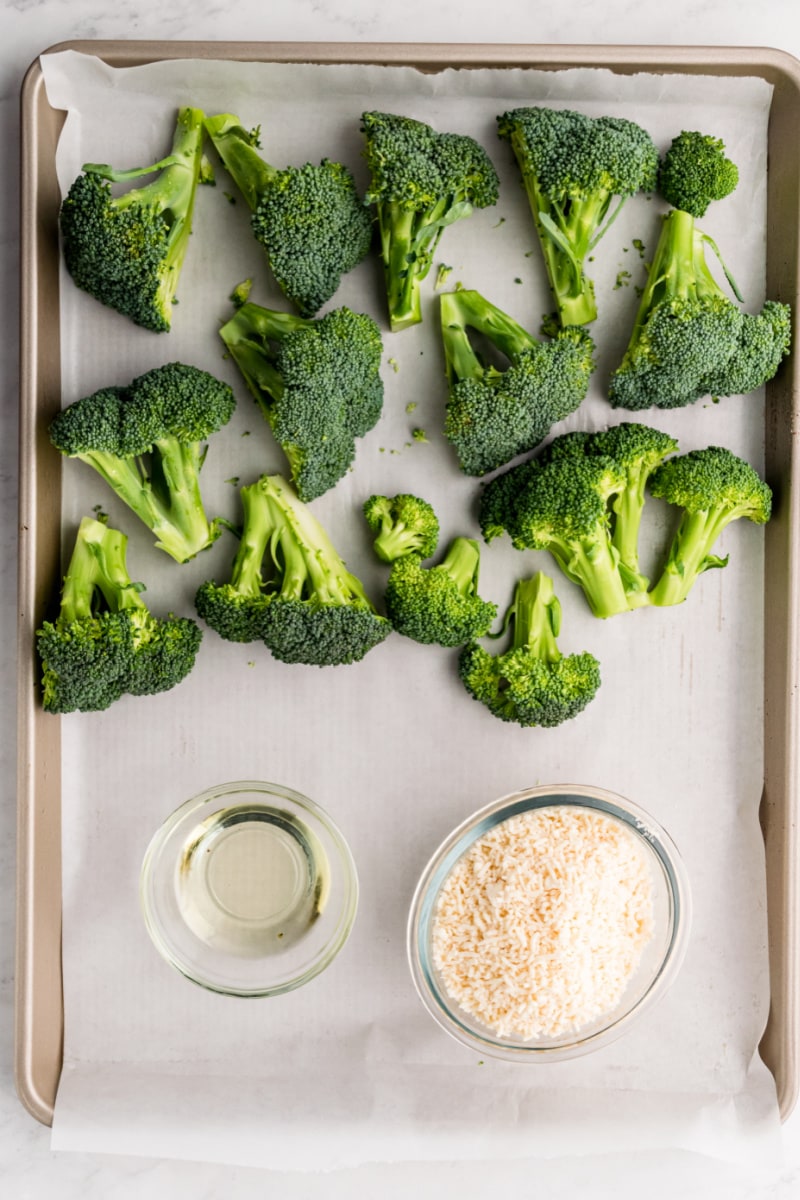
left=431, top=806, right=655, bottom=1040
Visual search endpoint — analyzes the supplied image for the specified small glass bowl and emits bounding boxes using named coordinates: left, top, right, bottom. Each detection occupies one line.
left=407, top=784, right=691, bottom=1061
left=140, top=780, right=358, bottom=997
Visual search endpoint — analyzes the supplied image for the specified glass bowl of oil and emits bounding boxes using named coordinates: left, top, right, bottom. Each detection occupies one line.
left=140, top=780, right=358, bottom=997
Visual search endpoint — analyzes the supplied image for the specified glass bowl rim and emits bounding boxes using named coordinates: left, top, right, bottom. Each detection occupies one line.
left=406, top=782, right=692, bottom=1061
left=140, top=778, right=359, bottom=998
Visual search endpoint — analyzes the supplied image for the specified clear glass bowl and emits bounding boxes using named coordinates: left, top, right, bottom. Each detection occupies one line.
left=407, top=784, right=691, bottom=1061
left=140, top=780, right=358, bottom=997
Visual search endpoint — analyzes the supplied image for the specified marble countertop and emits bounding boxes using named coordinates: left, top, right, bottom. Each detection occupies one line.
left=4, top=2, right=800, bottom=1196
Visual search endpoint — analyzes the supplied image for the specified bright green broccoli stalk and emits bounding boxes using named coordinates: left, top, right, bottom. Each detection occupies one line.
left=59, top=107, right=206, bottom=332
left=458, top=572, right=601, bottom=727
left=478, top=422, right=678, bottom=616
left=497, top=107, right=659, bottom=327
left=658, top=130, right=739, bottom=218
left=647, top=446, right=772, bottom=606
left=195, top=474, right=391, bottom=666
left=204, top=114, right=373, bottom=317
left=439, top=287, right=595, bottom=475
left=49, top=363, right=236, bottom=563
left=361, top=111, right=500, bottom=332
left=36, top=516, right=202, bottom=713
left=383, top=536, right=497, bottom=646
left=219, top=300, right=384, bottom=502
left=363, top=493, right=440, bottom=563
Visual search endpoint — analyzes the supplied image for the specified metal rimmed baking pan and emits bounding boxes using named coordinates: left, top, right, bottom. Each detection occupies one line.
left=17, top=39, right=800, bottom=1126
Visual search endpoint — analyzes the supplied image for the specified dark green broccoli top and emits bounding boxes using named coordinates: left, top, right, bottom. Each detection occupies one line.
left=49, top=363, right=235, bottom=562
left=658, top=130, right=739, bottom=218
left=440, top=287, right=595, bottom=475
left=497, top=106, right=659, bottom=327
left=363, top=493, right=440, bottom=563
left=59, top=107, right=206, bottom=332
left=205, top=114, right=373, bottom=317
left=36, top=516, right=202, bottom=713
left=383, top=536, right=497, bottom=646
left=195, top=474, right=391, bottom=667
left=219, top=301, right=384, bottom=502
left=458, top=572, right=601, bottom=727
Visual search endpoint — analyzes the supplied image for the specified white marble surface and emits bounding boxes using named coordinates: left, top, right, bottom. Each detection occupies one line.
left=4, top=1, right=800, bottom=1196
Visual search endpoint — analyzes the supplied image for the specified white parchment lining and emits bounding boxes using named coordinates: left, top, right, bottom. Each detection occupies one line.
left=39, top=49, right=780, bottom=1170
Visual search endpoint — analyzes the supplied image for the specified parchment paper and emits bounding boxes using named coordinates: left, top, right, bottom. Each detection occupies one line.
left=39, top=49, right=781, bottom=1169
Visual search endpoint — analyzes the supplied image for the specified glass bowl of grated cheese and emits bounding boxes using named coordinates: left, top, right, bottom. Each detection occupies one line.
left=407, top=784, right=691, bottom=1061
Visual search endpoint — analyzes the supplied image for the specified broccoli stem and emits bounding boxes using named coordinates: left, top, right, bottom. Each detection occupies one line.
left=377, top=202, right=424, bottom=331
left=76, top=444, right=215, bottom=564
left=440, top=537, right=483, bottom=595
left=203, top=114, right=278, bottom=209
left=59, top=517, right=143, bottom=623
left=610, top=473, right=653, bottom=606
left=548, top=536, right=631, bottom=619
left=649, top=508, right=732, bottom=606
left=440, top=289, right=538, bottom=383
left=511, top=573, right=561, bottom=660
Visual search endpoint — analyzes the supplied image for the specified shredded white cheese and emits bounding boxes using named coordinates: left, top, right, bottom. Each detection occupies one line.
left=431, top=806, right=655, bottom=1040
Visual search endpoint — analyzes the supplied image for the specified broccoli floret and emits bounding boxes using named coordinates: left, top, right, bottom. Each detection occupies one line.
left=497, top=107, right=659, bottom=327
left=658, top=130, right=739, bottom=218
left=204, top=114, right=373, bottom=317
left=609, top=212, right=791, bottom=412
left=383, top=537, right=497, bottom=646
left=478, top=423, right=678, bottom=616
left=36, top=516, right=202, bottom=713
left=647, top=446, right=772, bottom=606
left=195, top=474, right=391, bottom=666
left=439, top=287, right=595, bottom=475
left=361, top=111, right=500, bottom=332
left=458, top=572, right=601, bottom=727
left=219, top=300, right=384, bottom=502
left=49, top=363, right=235, bottom=563
left=363, top=493, right=440, bottom=563
left=59, top=107, right=206, bottom=332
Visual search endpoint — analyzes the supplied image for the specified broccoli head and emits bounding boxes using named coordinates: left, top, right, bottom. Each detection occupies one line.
left=36, top=516, right=202, bottom=713
left=497, top=107, right=659, bottom=327
left=204, top=114, right=373, bottom=316
left=361, top=111, right=500, bottom=332
left=383, top=536, right=497, bottom=646
left=59, top=107, right=206, bottom=332
left=648, top=446, right=772, bottom=606
left=219, top=299, right=384, bottom=502
left=658, top=130, right=739, bottom=218
left=479, top=422, right=678, bottom=616
left=363, top=493, right=440, bottom=563
left=49, top=362, right=235, bottom=563
left=195, top=474, right=391, bottom=666
left=458, top=572, right=601, bottom=727
left=609, top=207, right=791, bottom=412
left=439, top=287, right=595, bottom=475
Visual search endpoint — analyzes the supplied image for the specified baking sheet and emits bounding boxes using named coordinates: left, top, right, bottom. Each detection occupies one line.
left=34, top=48, right=783, bottom=1168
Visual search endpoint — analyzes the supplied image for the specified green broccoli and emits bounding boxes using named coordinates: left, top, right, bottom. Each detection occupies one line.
left=647, top=446, right=772, bottom=606
left=36, top=516, right=202, bottom=713
left=658, top=131, right=739, bottom=218
left=49, top=363, right=235, bottom=563
left=59, top=107, right=206, bottom=332
left=478, top=423, right=679, bottom=616
left=219, top=300, right=384, bottom=502
left=383, top=537, right=497, bottom=646
left=204, top=114, right=373, bottom=317
left=458, top=572, right=601, bottom=727
left=497, top=107, right=659, bottom=327
left=195, top=474, right=391, bottom=666
left=439, top=287, right=595, bottom=475
left=609, top=131, right=791, bottom=411
left=361, top=111, right=500, bottom=332
left=363, top=493, right=440, bottom=563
